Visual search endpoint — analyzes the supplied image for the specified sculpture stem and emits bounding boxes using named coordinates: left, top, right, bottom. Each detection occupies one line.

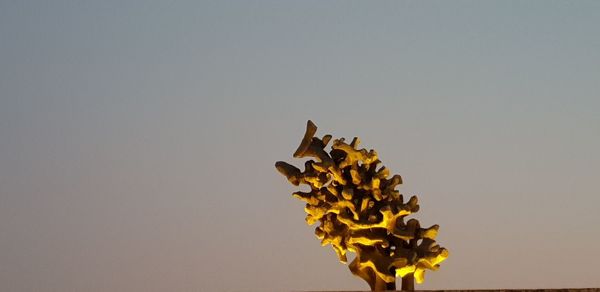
left=401, top=274, right=414, bottom=291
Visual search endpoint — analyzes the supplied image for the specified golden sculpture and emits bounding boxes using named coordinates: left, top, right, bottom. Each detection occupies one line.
left=275, top=120, right=448, bottom=291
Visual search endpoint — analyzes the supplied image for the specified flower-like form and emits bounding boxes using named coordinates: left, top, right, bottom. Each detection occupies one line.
left=275, top=121, right=448, bottom=291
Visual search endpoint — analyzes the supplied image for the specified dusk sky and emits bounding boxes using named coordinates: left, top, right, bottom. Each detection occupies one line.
left=1, top=1, right=600, bottom=291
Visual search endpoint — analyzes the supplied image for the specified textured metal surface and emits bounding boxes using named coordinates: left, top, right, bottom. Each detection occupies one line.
left=276, top=121, right=448, bottom=291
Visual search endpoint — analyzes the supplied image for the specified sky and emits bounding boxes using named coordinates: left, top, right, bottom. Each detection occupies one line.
left=1, top=1, right=600, bottom=291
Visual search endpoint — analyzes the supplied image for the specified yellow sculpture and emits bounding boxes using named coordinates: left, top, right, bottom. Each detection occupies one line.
left=275, top=120, right=448, bottom=291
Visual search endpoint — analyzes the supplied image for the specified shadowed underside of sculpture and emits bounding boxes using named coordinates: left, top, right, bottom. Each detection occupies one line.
left=275, top=120, right=448, bottom=291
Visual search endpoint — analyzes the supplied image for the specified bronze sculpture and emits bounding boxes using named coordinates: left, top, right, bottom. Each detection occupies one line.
left=275, top=120, right=448, bottom=291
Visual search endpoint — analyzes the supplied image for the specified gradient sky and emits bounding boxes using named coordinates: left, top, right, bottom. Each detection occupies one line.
left=1, top=1, right=600, bottom=291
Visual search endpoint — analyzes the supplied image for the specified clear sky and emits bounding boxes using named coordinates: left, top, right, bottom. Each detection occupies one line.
left=1, top=1, right=600, bottom=291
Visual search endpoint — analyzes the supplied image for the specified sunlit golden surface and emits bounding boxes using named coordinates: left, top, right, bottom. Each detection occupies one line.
left=276, top=120, right=448, bottom=291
